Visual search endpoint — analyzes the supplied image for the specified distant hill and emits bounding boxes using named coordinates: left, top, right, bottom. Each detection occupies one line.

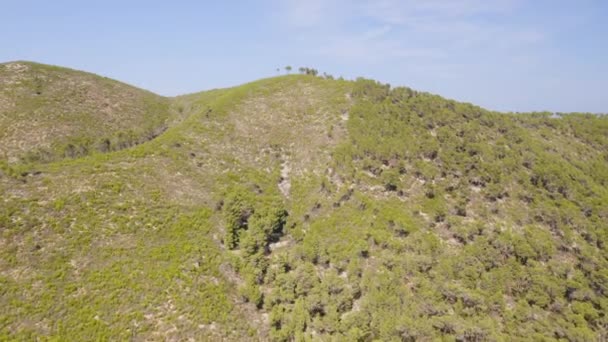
left=0, top=61, right=171, bottom=163
left=1, top=62, right=607, bottom=341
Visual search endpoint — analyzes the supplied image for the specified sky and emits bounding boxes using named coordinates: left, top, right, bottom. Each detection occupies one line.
left=1, top=0, right=607, bottom=113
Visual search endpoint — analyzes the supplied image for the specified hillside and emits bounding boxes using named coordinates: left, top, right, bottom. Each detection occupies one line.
left=1, top=62, right=607, bottom=341
left=0, top=61, right=172, bottom=163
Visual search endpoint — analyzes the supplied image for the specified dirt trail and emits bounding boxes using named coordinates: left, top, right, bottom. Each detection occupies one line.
left=278, top=160, right=291, bottom=198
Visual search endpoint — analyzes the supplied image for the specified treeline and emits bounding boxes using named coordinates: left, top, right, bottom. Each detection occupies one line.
left=279, top=66, right=337, bottom=79
left=20, top=124, right=168, bottom=163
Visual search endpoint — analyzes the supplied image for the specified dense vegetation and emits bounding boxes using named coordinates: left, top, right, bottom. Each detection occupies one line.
left=249, top=79, right=608, bottom=341
left=1, top=62, right=607, bottom=341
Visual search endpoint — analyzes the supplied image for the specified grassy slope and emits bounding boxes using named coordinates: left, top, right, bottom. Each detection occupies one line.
left=0, top=61, right=172, bottom=163
left=1, top=64, right=608, bottom=341
left=0, top=72, right=350, bottom=340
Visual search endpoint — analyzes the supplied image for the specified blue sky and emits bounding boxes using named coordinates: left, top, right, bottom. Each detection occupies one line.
left=2, top=0, right=607, bottom=113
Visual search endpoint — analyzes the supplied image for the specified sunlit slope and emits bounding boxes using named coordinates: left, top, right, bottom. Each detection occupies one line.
left=0, top=61, right=171, bottom=163
left=0, top=67, right=607, bottom=341
left=0, top=75, right=351, bottom=340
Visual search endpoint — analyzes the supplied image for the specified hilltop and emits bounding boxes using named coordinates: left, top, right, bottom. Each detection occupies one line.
left=0, top=61, right=172, bottom=163
left=1, top=62, right=607, bottom=341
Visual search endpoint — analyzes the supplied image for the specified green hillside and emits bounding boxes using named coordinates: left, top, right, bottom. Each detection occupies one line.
left=1, top=62, right=607, bottom=341
left=0, top=61, right=172, bottom=163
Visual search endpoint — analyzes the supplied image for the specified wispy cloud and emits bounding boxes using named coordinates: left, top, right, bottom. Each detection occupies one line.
left=357, top=0, right=521, bottom=23
left=277, top=0, right=338, bottom=28
left=315, top=26, right=445, bottom=63
left=273, top=0, right=543, bottom=63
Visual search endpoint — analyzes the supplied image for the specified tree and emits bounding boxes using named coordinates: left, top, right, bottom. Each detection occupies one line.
left=223, top=191, right=253, bottom=249
left=285, top=66, right=292, bottom=74
left=298, top=67, right=319, bottom=76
